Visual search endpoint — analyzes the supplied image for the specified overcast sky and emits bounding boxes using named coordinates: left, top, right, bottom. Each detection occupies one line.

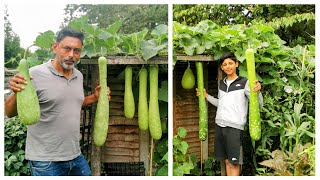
left=5, top=3, right=67, bottom=49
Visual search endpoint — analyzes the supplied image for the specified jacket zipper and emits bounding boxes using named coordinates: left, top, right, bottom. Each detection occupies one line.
left=224, top=77, right=240, bottom=92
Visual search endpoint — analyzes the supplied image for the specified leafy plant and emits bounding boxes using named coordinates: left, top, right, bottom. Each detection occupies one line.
left=173, top=127, right=196, bottom=176
left=34, top=16, right=167, bottom=61
left=259, top=143, right=315, bottom=176
left=190, top=157, right=220, bottom=176
left=153, top=136, right=168, bottom=176
left=4, top=117, right=30, bottom=176
left=173, top=19, right=315, bottom=176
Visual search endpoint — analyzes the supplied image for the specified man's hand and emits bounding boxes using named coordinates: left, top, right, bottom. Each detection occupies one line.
left=195, top=88, right=208, bottom=98
left=253, top=80, right=261, bottom=92
left=9, top=73, right=32, bottom=93
left=94, top=86, right=111, bottom=101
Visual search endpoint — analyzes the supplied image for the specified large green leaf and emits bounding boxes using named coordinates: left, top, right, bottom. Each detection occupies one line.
left=105, top=19, right=124, bottom=35
left=182, top=161, right=194, bottom=174
left=26, top=56, right=42, bottom=67
left=82, top=44, right=95, bottom=58
left=141, top=40, right=167, bottom=60
left=34, top=31, right=55, bottom=49
left=178, top=141, right=189, bottom=155
left=277, top=60, right=293, bottom=70
left=159, top=81, right=168, bottom=102
left=131, top=29, right=148, bottom=51
left=152, top=24, right=167, bottom=37
left=173, top=162, right=184, bottom=176
left=177, top=127, right=187, bottom=138
left=179, top=38, right=198, bottom=55
left=68, top=16, right=89, bottom=30
left=156, top=164, right=168, bottom=176
left=160, top=152, right=168, bottom=163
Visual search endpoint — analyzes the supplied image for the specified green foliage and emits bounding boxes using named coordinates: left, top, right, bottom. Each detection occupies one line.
left=63, top=4, right=168, bottom=34
left=4, top=117, right=30, bottom=176
left=260, top=13, right=315, bottom=30
left=173, top=127, right=196, bottom=176
left=34, top=16, right=167, bottom=61
left=173, top=128, right=220, bottom=176
left=158, top=80, right=168, bottom=102
left=141, top=24, right=168, bottom=60
left=258, top=143, right=315, bottom=176
left=154, top=136, right=168, bottom=176
left=173, top=4, right=315, bottom=47
left=174, top=5, right=252, bottom=26
left=4, top=5, right=23, bottom=69
left=174, top=19, right=315, bottom=175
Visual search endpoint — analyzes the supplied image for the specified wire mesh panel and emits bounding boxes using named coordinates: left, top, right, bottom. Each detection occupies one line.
left=104, top=162, right=145, bottom=176
left=79, top=64, right=94, bottom=159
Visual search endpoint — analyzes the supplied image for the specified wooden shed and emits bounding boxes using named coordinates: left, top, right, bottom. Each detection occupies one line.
left=79, top=56, right=168, bottom=176
left=173, top=55, right=222, bottom=169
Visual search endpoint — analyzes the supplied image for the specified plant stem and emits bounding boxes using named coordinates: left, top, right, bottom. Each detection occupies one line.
left=23, top=44, right=35, bottom=59
left=149, top=138, right=154, bottom=176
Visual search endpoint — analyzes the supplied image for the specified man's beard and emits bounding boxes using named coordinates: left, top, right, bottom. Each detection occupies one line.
left=60, top=59, right=76, bottom=70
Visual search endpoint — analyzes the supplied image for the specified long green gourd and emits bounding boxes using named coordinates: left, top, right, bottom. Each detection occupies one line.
left=138, top=68, right=148, bottom=131
left=149, top=64, right=162, bottom=140
left=16, top=59, right=40, bottom=125
left=124, top=66, right=135, bottom=119
left=93, top=56, right=109, bottom=146
left=196, top=62, right=208, bottom=141
left=245, top=48, right=261, bottom=141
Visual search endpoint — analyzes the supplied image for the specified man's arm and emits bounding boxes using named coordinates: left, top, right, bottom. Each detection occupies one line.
left=82, top=86, right=111, bottom=107
left=82, top=94, right=98, bottom=107
left=5, top=93, right=18, bottom=118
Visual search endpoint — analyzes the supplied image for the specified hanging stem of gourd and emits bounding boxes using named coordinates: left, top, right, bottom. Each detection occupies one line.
left=187, top=61, right=190, bottom=69
left=136, top=65, right=145, bottom=81
left=23, top=44, right=35, bottom=59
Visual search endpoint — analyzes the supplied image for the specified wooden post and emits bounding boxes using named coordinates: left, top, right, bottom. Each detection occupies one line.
left=149, top=138, right=154, bottom=176
left=90, top=65, right=101, bottom=176
left=173, top=68, right=176, bottom=135
left=91, top=145, right=101, bottom=176
left=139, top=130, right=150, bottom=176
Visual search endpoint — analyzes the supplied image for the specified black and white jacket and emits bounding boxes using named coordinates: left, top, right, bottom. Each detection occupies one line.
left=207, top=76, right=263, bottom=130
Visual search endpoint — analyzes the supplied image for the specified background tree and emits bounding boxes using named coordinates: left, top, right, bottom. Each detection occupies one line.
left=4, top=5, right=23, bottom=69
left=63, top=4, right=168, bottom=34
left=173, top=4, right=315, bottom=47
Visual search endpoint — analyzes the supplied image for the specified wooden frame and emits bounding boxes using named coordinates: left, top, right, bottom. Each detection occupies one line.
left=80, top=56, right=168, bottom=65
left=82, top=56, right=168, bottom=176
left=173, top=55, right=226, bottom=176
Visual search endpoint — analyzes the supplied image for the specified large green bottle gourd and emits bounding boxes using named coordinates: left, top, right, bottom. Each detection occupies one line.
left=93, top=57, right=110, bottom=146
left=124, top=66, right=135, bottom=118
left=149, top=65, right=162, bottom=140
left=138, top=68, right=148, bottom=131
left=16, top=59, right=40, bottom=125
left=245, top=48, right=261, bottom=141
left=181, top=63, right=195, bottom=89
left=196, top=62, right=208, bottom=141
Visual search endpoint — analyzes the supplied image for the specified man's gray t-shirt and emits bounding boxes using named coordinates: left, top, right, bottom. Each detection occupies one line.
left=25, top=60, right=84, bottom=161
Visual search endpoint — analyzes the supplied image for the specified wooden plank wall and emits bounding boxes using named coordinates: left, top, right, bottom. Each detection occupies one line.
left=173, top=61, right=218, bottom=160
left=101, top=64, right=141, bottom=163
